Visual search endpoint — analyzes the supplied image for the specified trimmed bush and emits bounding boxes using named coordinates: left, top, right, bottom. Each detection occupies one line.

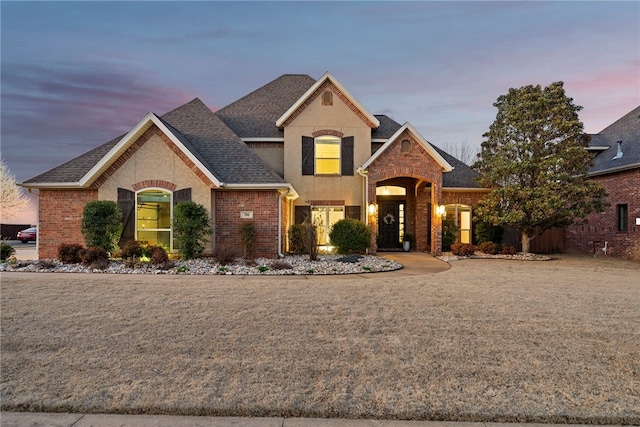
left=81, top=201, right=122, bottom=253
left=121, top=240, right=144, bottom=260
left=329, top=218, right=371, bottom=255
left=213, top=246, right=235, bottom=266
left=238, top=222, right=257, bottom=259
left=288, top=224, right=307, bottom=255
left=475, top=221, right=504, bottom=245
left=1, top=242, right=15, bottom=261
left=150, top=246, right=171, bottom=268
left=173, top=201, right=212, bottom=260
left=80, top=246, right=109, bottom=269
left=479, top=241, right=499, bottom=255
left=442, top=217, right=458, bottom=252
left=451, top=243, right=476, bottom=256
left=501, top=245, right=517, bottom=255
left=58, top=243, right=85, bottom=264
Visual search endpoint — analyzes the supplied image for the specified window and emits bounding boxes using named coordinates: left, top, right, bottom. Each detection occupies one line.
left=618, top=204, right=628, bottom=231
left=315, top=136, right=341, bottom=175
left=445, top=204, right=472, bottom=243
left=400, top=139, right=411, bottom=154
left=312, top=206, right=344, bottom=245
left=136, top=189, right=172, bottom=250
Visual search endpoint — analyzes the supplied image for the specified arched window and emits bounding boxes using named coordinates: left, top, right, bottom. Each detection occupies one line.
left=136, top=189, right=172, bottom=251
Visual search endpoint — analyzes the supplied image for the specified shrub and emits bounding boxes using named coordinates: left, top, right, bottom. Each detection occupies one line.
left=214, top=246, right=235, bottom=265
left=442, top=217, right=458, bottom=251
left=288, top=224, right=307, bottom=255
left=329, top=218, right=371, bottom=255
left=58, top=243, right=85, bottom=264
left=173, top=201, right=212, bottom=260
left=121, top=240, right=143, bottom=260
left=150, top=246, right=171, bottom=267
left=475, top=221, right=504, bottom=245
left=1, top=242, right=15, bottom=261
left=451, top=243, right=476, bottom=256
left=501, top=244, right=517, bottom=255
left=270, top=260, right=292, bottom=270
left=81, top=200, right=122, bottom=253
left=80, top=246, right=109, bottom=269
left=238, top=222, right=257, bottom=259
left=479, top=241, right=499, bottom=255
left=303, top=219, right=319, bottom=261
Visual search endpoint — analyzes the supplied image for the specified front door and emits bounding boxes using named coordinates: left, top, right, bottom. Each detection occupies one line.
left=378, top=201, right=401, bottom=249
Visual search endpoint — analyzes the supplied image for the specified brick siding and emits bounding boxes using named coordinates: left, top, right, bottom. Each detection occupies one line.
left=214, top=190, right=281, bottom=258
left=38, top=189, right=98, bottom=259
left=566, top=168, right=640, bottom=260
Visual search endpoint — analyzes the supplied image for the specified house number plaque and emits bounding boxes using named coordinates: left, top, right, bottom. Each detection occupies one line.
left=240, top=211, right=254, bottom=219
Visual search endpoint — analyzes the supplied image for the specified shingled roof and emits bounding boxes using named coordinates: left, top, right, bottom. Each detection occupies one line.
left=587, top=106, right=640, bottom=176
left=23, top=73, right=482, bottom=189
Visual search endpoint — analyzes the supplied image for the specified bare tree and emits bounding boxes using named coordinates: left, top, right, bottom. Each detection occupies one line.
left=440, top=140, right=479, bottom=166
left=0, top=158, right=30, bottom=221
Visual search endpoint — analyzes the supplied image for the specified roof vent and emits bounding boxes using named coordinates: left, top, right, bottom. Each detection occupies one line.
left=612, top=140, right=623, bottom=160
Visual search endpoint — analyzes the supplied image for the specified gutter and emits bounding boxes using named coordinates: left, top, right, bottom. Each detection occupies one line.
left=587, top=162, right=640, bottom=178
left=277, top=188, right=291, bottom=258
left=357, top=167, right=369, bottom=225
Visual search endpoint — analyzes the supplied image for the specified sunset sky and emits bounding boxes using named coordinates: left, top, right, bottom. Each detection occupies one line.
left=1, top=1, right=639, bottom=223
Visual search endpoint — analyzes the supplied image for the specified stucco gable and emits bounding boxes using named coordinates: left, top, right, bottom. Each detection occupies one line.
left=276, top=72, right=380, bottom=129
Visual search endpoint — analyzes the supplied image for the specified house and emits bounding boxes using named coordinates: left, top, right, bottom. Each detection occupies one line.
left=566, top=106, right=640, bottom=260
left=21, top=72, right=487, bottom=259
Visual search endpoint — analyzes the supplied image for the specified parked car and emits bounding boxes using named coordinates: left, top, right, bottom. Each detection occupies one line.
left=17, top=227, right=37, bottom=243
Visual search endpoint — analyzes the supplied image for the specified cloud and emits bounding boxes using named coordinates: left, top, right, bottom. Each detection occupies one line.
left=1, top=61, right=194, bottom=182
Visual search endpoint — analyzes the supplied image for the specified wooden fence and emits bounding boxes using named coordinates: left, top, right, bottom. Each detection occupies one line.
left=502, top=227, right=565, bottom=254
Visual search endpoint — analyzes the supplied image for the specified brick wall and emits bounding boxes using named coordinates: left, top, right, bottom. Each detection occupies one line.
left=367, top=131, right=444, bottom=255
left=214, top=190, right=281, bottom=258
left=38, top=189, right=98, bottom=259
left=566, top=168, right=640, bottom=260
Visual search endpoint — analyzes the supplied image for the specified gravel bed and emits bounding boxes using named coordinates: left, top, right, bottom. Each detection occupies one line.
left=437, top=251, right=552, bottom=263
left=0, top=254, right=402, bottom=275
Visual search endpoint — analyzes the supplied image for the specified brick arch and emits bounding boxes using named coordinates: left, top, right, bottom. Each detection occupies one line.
left=132, top=180, right=177, bottom=191
left=312, top=129, right=345, bottom=138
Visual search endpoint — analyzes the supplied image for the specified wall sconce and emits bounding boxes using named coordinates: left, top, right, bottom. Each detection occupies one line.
left=368, top=203, right=376, bottom=214
left=436, top=205, right=446, bottom=217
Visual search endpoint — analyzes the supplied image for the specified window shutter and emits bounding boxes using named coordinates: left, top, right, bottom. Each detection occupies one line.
left=345, top=206, right=361, bottom=221
left=302, top=136, right=314, bottom=175
left=117, top=188, right=135, bottom=243
left=173, top=188, right=192, bottom=206
left=295, top=206, right=311, bottom=224
left=341, top=136, right=354, bottom=176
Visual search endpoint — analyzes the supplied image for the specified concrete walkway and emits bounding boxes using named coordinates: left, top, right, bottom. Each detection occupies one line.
left=0, top=412, right=621, bottom=427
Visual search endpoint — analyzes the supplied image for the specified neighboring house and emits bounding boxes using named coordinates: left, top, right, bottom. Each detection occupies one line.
left=566, top=106, right=640, bottom=260
left=21, top=72, right=486, bottom=259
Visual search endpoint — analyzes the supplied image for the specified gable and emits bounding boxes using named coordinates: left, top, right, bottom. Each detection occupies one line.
left=588, top=105, right=640, bottom=176
left=276, top=72, right=380, bottom=129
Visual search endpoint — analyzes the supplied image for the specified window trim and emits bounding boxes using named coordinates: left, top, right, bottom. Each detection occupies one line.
left=314, top=135, right=341, bottom=175
left=311, top=205, right=345, bottom=246
left=617, top=204, right=629, bottom=232
left=135, top=188, right=173, bottom=252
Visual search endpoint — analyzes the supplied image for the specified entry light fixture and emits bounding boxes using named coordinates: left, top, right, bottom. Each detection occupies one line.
left=436, top=205, right=446, bottom=216
left=368, top=203, right=376, bottom=214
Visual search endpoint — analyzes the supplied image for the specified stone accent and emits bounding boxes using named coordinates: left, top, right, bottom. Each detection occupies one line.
left=214, top=190, right=281, bottom=258
left=566, top=168, right=640, bottom=260
left=132, top=180, right=177, bottom=191
left=312, top=129, right=344, bottom=138
left=38, top=189, right=98, bottom=259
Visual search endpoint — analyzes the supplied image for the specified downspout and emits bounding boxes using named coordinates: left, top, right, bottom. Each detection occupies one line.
left=278, top=188, right=291, bottom=258
left=357, top=167, right=369, bottom=225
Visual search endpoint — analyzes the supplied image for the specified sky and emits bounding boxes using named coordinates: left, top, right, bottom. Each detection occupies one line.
left=1, top=1, right=639, bottom=223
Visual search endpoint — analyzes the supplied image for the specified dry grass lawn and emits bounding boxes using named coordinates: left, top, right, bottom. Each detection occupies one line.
left=1, top=255, right=639, bottom=424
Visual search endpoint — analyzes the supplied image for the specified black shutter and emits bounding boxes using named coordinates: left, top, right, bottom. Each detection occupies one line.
left=345, top=206, right=361, bottom=221
left=341, top=136, right=354, bottom=176
left=295, top=206, right=311, bottom=224
left=173, top=188, right=192, bottom=206
left=302, top=136, right=314, bottom=175
left=117, top=188, right=135, bottom=244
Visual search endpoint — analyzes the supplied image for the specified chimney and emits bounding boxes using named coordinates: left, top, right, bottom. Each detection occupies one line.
left=612, top=140, right=623, bottom=160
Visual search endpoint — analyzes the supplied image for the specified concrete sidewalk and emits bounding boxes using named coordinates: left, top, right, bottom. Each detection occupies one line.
left=0, top=413, right=622, bottom=427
